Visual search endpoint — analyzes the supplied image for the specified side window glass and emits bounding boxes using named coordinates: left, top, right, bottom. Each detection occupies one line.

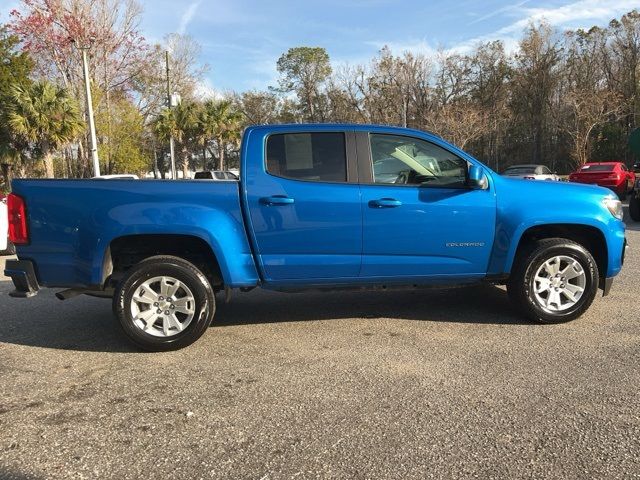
left=541, top=166, right=552, bottom=174
left=214, top=172, right=225, bottom=180
left=266, top=132, right=347, bottom=182
left=369, top=134, right=467, bottom=188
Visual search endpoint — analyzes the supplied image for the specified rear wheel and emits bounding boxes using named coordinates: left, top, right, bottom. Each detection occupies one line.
left=630, top=196, right=640, bottom=221
left=618, top=186, right=627, bottom=201
left=507, top=238, right=599, bottom=324
left=113, top=255, right=215, bottom=351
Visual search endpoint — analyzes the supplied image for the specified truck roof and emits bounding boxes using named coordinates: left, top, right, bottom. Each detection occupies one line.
left=244, top=123, right=440, bottom=139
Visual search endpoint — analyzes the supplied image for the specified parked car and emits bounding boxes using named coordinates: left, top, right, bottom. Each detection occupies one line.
left=630, top=178, right=640, bottom=221
left=568, top=162, right=636, bottom=200
left=92, top=174, right=139, bottom=180
left=0, top=194, right=14, bottom=255
left=194, top=170, right=238, bottom=180
left=502, top=164, right=559, bottom=181
left=5, top=124, right=627, bottom=351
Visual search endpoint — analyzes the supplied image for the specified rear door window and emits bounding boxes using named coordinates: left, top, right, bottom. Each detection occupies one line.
left=266, top=132, right=347, bottom=183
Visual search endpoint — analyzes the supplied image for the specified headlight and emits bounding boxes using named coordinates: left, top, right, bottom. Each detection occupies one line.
left=603, top=197, right=623, bottom=220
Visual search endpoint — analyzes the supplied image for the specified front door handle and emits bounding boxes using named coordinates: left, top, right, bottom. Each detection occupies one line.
left=260, top=195, right=295, bottom=206
left=369, top=198, right=402, bottom=208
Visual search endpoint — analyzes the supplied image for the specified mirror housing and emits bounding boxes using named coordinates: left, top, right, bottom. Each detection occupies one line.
left=468, top=165, right=489, bottom=190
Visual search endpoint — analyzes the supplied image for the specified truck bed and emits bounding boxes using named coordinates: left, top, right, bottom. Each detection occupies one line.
left=10, top=179, right=259, bottom=288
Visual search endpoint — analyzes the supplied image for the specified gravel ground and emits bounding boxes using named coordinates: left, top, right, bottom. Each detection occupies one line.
left=0, top=215, right=639, bottom=479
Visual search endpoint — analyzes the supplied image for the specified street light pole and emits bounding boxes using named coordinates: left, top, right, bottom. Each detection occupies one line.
left=79, top=45, right=100, bottom=177
left=165, top=51, right=177, bottom=179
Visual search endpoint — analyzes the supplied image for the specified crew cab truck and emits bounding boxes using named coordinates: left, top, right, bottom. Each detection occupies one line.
left=5, top=124, right=627, bottom=351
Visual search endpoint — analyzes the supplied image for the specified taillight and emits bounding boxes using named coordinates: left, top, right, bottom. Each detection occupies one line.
left=8, top=193, right=29, bottom=245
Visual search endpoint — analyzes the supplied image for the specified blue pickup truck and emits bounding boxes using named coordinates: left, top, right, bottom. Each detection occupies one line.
left=5, top=124, right=627, bottom=350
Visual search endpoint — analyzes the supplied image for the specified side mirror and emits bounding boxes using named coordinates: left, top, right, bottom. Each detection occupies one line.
left=468, top=165, right=489, bottom=190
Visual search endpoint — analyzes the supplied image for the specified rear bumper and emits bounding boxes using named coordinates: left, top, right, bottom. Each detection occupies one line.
left=570, top=179, right=623, bottom=190
left=4, top=259, right=39, bottom=298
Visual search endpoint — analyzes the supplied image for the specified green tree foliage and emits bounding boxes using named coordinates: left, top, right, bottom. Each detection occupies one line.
left=96, top=92, right=150, bottom=176
left=276, top=47, right=332, bottom=121
left=0, top=26, right=34, bottom=186
left=5, top=81, right=84, bottom=178
left=198, top=99, right=243, bottom=171
left=153, top=102, right=201, bottom=177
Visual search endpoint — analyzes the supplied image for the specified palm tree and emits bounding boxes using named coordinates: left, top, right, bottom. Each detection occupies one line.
left=153, top=102, right=200, bottom=178
left=199, top=99, right=243, bottom=171
left=6, top=81, right=83, bottom=178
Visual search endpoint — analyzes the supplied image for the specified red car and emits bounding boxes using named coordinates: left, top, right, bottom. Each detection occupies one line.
left=568, top=162, right=636, bottom=199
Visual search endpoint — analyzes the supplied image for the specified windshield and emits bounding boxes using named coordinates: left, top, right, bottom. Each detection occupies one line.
left=580, top=164, right=614, bottom=172
left=504, top=166, right=536, bottom=175
left=194, top=172, right=213, bottom=179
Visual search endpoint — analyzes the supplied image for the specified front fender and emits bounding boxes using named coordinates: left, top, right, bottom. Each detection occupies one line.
left=488, top=177, right=625, bottom=278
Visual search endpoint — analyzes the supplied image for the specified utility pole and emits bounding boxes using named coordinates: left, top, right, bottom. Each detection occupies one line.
left=165, top=51, right=177, bottom=180
left=76, top=39, right=100, bottom=177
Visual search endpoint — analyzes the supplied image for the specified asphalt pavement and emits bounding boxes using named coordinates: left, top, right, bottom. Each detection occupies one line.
left=1, top=215, right=639, bottom=479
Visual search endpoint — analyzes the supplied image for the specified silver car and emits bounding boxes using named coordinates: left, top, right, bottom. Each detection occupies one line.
left=502, top=164, right=559, bottom=181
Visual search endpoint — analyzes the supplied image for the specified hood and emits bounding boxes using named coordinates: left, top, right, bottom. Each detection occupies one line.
left=492, top=174, right=614, bottom=201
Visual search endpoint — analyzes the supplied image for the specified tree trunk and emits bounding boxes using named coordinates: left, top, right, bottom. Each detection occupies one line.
left=218, top=140, right=225, bottom=171
left=42, top=145, right=55, bottom=178
left=1, top=163, right=13, bottom=186
left=182, top=148, right=190, bottom=179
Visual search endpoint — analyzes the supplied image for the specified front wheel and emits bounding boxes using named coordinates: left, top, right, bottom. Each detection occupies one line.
left=507, top=239, right=599, bottom=324
left=113, top=255, right=216, bottom=351
left=630, top=196, right=640, bottom=221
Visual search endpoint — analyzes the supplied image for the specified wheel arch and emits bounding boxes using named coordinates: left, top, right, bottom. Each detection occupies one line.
left=102, top=233, right=226, bottom=289
left=507, top=223, right=608, bottom=280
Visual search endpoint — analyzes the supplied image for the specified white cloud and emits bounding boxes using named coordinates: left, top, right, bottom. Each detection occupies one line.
left=365, top=39, right=439, bottom=58
left=177, top=1, right=201, bottom=35
left=468, top=0, right=531, bottom=26
left=194, top=78, right=223, bottom=101
left=368, top=0, right=638, bottom=58
left=495, top=0, right=638, bottom=36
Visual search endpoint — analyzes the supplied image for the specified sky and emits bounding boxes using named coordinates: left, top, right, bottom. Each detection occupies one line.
left=1, top=0, right=639, bottom=96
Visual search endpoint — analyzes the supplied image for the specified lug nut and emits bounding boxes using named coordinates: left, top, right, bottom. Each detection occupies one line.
left=164, top=310, right=170, bottom=315
left=153, top=302, right=159, bottom=306
left=156, top=309, right=162, bottom=314
left=170, top=304, right=175, bottom=309
left=159, top=296, right=164, bottom=301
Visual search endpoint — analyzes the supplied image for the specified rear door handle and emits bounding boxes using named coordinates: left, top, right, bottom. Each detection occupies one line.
left=260, top=195, right=295, bottom=206
left=369, top=198, right=402, bottom=208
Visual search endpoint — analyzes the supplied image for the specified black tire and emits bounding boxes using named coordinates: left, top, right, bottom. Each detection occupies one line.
left=507, top=238, right=599, bottom=324
left=630, top=196, right=640, bottom=221
left=618, top=187, right=627, bottom=201
left=113, top=255, right=216, bottom=351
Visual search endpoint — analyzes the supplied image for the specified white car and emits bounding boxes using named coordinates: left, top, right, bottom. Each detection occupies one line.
left=502, top=164, right=559, bottom=181
left=92, top=174, right=139, bottom=180
left=193, top=171, right=239, bottom=180
left=0, top=195, right=12, bottom=255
